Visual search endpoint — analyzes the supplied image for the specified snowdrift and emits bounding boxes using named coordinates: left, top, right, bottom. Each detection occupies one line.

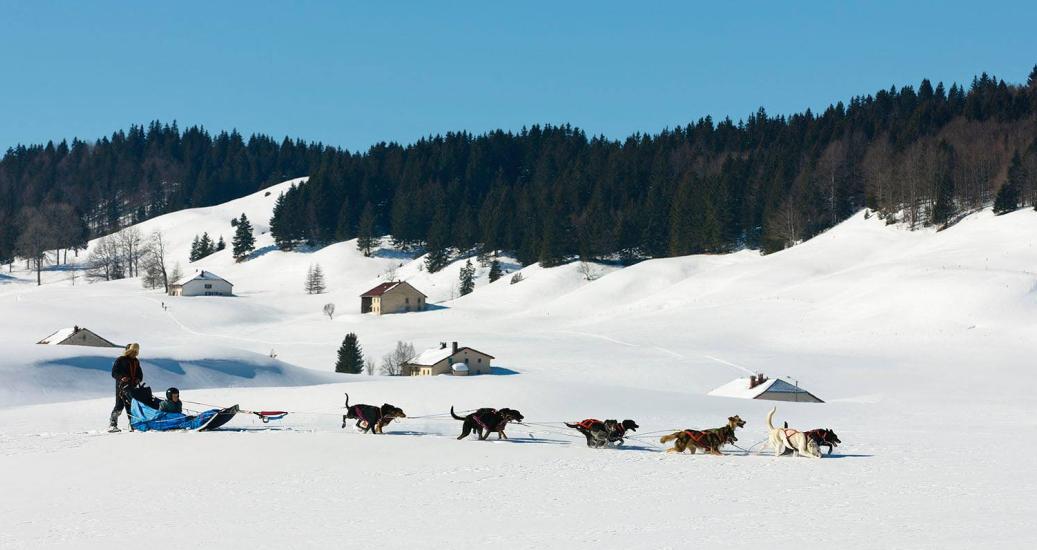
left=0, top=343, right=341, bottom=407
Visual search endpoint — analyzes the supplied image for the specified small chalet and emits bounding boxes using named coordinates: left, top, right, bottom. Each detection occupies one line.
left=403, top=341, right=494, bottom=376
left=37, top=326, right=119, bottom=348
left=360, top=281, right=426, bottom=315
left=169, top=270, right=233, bottom=297
left=708, top=373, right=824, bottom=403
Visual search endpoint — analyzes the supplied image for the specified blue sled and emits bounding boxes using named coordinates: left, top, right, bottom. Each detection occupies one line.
left=129, top=399, right=239, bottom=432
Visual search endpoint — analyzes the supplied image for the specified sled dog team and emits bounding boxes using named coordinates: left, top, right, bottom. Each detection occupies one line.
left=341, top=393, right=842, bottom=457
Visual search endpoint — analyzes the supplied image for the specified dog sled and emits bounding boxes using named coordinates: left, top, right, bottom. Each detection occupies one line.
left=127, top=385, right=239, bottom=432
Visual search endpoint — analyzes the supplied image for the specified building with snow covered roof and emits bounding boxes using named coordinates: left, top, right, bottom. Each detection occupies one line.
left=360, top=281, right=426, bottom=315
left=708, top=373, right=823, bottom=403
left=169, top=270, right=233, bottom=297
left=37, top=326, right=119, bottom=348
left=403, top=341, right=494, bottom=376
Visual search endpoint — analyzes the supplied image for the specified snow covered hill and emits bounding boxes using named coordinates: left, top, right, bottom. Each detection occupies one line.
left=1, top=180, right=1036, bottom=549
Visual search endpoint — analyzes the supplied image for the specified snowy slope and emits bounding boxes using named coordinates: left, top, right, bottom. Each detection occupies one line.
left=2, top=182, right=1037, bottom=549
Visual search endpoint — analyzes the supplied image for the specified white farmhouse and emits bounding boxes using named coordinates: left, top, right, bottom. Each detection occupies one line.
left=169, top=270, right=234, bottom=297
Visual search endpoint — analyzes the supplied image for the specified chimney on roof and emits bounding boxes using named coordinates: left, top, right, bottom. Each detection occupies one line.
left=749, top=375, right=757, bottom=389
left=440, top=342, right=447, bottom=350
left=452, top=341, right=458, bottom=354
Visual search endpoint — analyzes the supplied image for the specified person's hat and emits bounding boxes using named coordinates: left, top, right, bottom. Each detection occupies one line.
left=124, top=343, right=140, bottom=356
left=166, top=387, right=180, bottom=400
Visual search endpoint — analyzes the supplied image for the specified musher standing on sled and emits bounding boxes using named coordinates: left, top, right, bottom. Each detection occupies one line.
left=109, top=343, right=143, bottom=432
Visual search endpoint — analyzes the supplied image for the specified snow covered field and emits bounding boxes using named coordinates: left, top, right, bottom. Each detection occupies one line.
left=2, top=182, right=1036, bottom=549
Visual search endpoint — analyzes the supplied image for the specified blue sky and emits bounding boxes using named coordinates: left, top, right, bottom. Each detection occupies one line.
left=2, top=1, right=1035, bottom=152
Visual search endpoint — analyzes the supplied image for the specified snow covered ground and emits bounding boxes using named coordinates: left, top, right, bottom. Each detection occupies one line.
left=2, top=182, right=1036, bottom=549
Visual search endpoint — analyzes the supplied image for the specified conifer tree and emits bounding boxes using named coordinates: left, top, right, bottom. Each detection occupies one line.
left=424, top=206, right=451, bottom=273
left=994, top=153, right=1024, bottom=215
left=216, top=236, right=226, bottom=251
left=232, top=213, right=256, bottom=261
left=356, top=202, right=379, bottom=257
left=488, top=257, right=503, bottom=283
left=189, top=235, right=201, bottom=262
left=270, top=192, right=296, bottom=251
left=459, top=259, right=475, bottom=296
left=305, top=263, right=327, bottom=294
left=199, top=233, right=214, bottom=257
left=335, top=332, right=364, bottom=374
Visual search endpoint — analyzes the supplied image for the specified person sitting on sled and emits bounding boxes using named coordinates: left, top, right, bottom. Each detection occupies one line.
left=109, top=343, right=143, bottom=432
left=159, top=387, right=183, bottom=414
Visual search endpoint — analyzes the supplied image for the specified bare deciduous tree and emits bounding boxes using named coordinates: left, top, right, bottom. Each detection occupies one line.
left=142, top=230, right=171, bottom=292
left=117, top=227, right=147, bottom=278
left=16, top=208, right=58, bottom=286
left=323, top=303, right=335, bottom=319
left=86, top=235, right=124, bottom=282
left=379, top=340, right=415, bottom=376
left=577, top=261, right=599, bottom=281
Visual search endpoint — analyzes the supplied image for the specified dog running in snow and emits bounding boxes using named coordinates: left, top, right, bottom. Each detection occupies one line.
left=451, top=407, right=524, bottom=440
left=342, top=393, right=406, bottom=434
left=659, top=415, right=745, bottom=455
left=782, top=423, right=841, bottom=455
left=767, top=407, right=821, bottom=458
left=565, top=419, right=639, bottom=448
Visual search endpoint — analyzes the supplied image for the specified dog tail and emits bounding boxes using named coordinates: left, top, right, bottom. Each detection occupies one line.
left=450, top=406, right=465, bottom=421
left=344, top=392, right=350, bottom=409
left=659, top=432, right=681, bottom=444
left=766, top=406, right=777, bottom=431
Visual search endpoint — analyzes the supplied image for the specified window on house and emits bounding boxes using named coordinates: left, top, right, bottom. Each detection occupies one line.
left=478, top=358, right=482, bottom=363
left=405, top=297, right=409, bottom=304
left=204, top=284, right=212, bottom=289
left=464, top=358, right=469, bottom=364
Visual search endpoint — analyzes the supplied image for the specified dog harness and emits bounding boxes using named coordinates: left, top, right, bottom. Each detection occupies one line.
left=577, top=419, right=602, bottom=430
left=354, top=405, right=381, bottom=426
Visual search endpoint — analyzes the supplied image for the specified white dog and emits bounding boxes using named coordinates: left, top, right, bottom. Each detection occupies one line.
left=766, top=407, right=821, bottom=458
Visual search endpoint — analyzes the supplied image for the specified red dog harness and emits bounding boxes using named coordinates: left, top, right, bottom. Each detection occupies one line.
left=577, top=419, right=602, bottom=430
left=683, top=430, right=712, bottom=445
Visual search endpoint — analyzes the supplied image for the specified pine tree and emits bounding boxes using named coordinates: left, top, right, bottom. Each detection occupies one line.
left=232, top=213, right=256, bottom=261
left=335, top=332, right=364, bottom=374
left=459, top=259, right=475, bottom=296
left=199, top=232, right=214, bottom=257
left=305, top=263, right=327, bottom=294
left=216, top=236, right=226, bottom=251
left=270, top=191, right=297, bottom=251
left=424, top=206, right=451, bottom=273
left=189, top=235, right=201, bottom=262
left=488, top=257, right=503, bottom=283
left=356, top=202, right=379, bottom=257
left=994, top=153, right=1024, bottom=215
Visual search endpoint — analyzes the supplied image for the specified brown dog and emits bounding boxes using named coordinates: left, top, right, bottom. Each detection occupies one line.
left=660, top=415, right=745, bottom=455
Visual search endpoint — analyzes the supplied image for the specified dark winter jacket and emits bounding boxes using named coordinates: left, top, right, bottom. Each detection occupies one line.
left=111, top=356, right=143, bottom=385
left=159, top=400, right=183, bottom=414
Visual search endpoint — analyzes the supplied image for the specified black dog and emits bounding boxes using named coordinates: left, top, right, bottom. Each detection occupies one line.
left=566, top=419, right=639, bottom=448
left=451, top=407, right=524, bottom=440
left=342, top=393, right=406, bottom=434
left=782, top=422, right=841, bottom=455
left=804, top=428, right=842, bottom=455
